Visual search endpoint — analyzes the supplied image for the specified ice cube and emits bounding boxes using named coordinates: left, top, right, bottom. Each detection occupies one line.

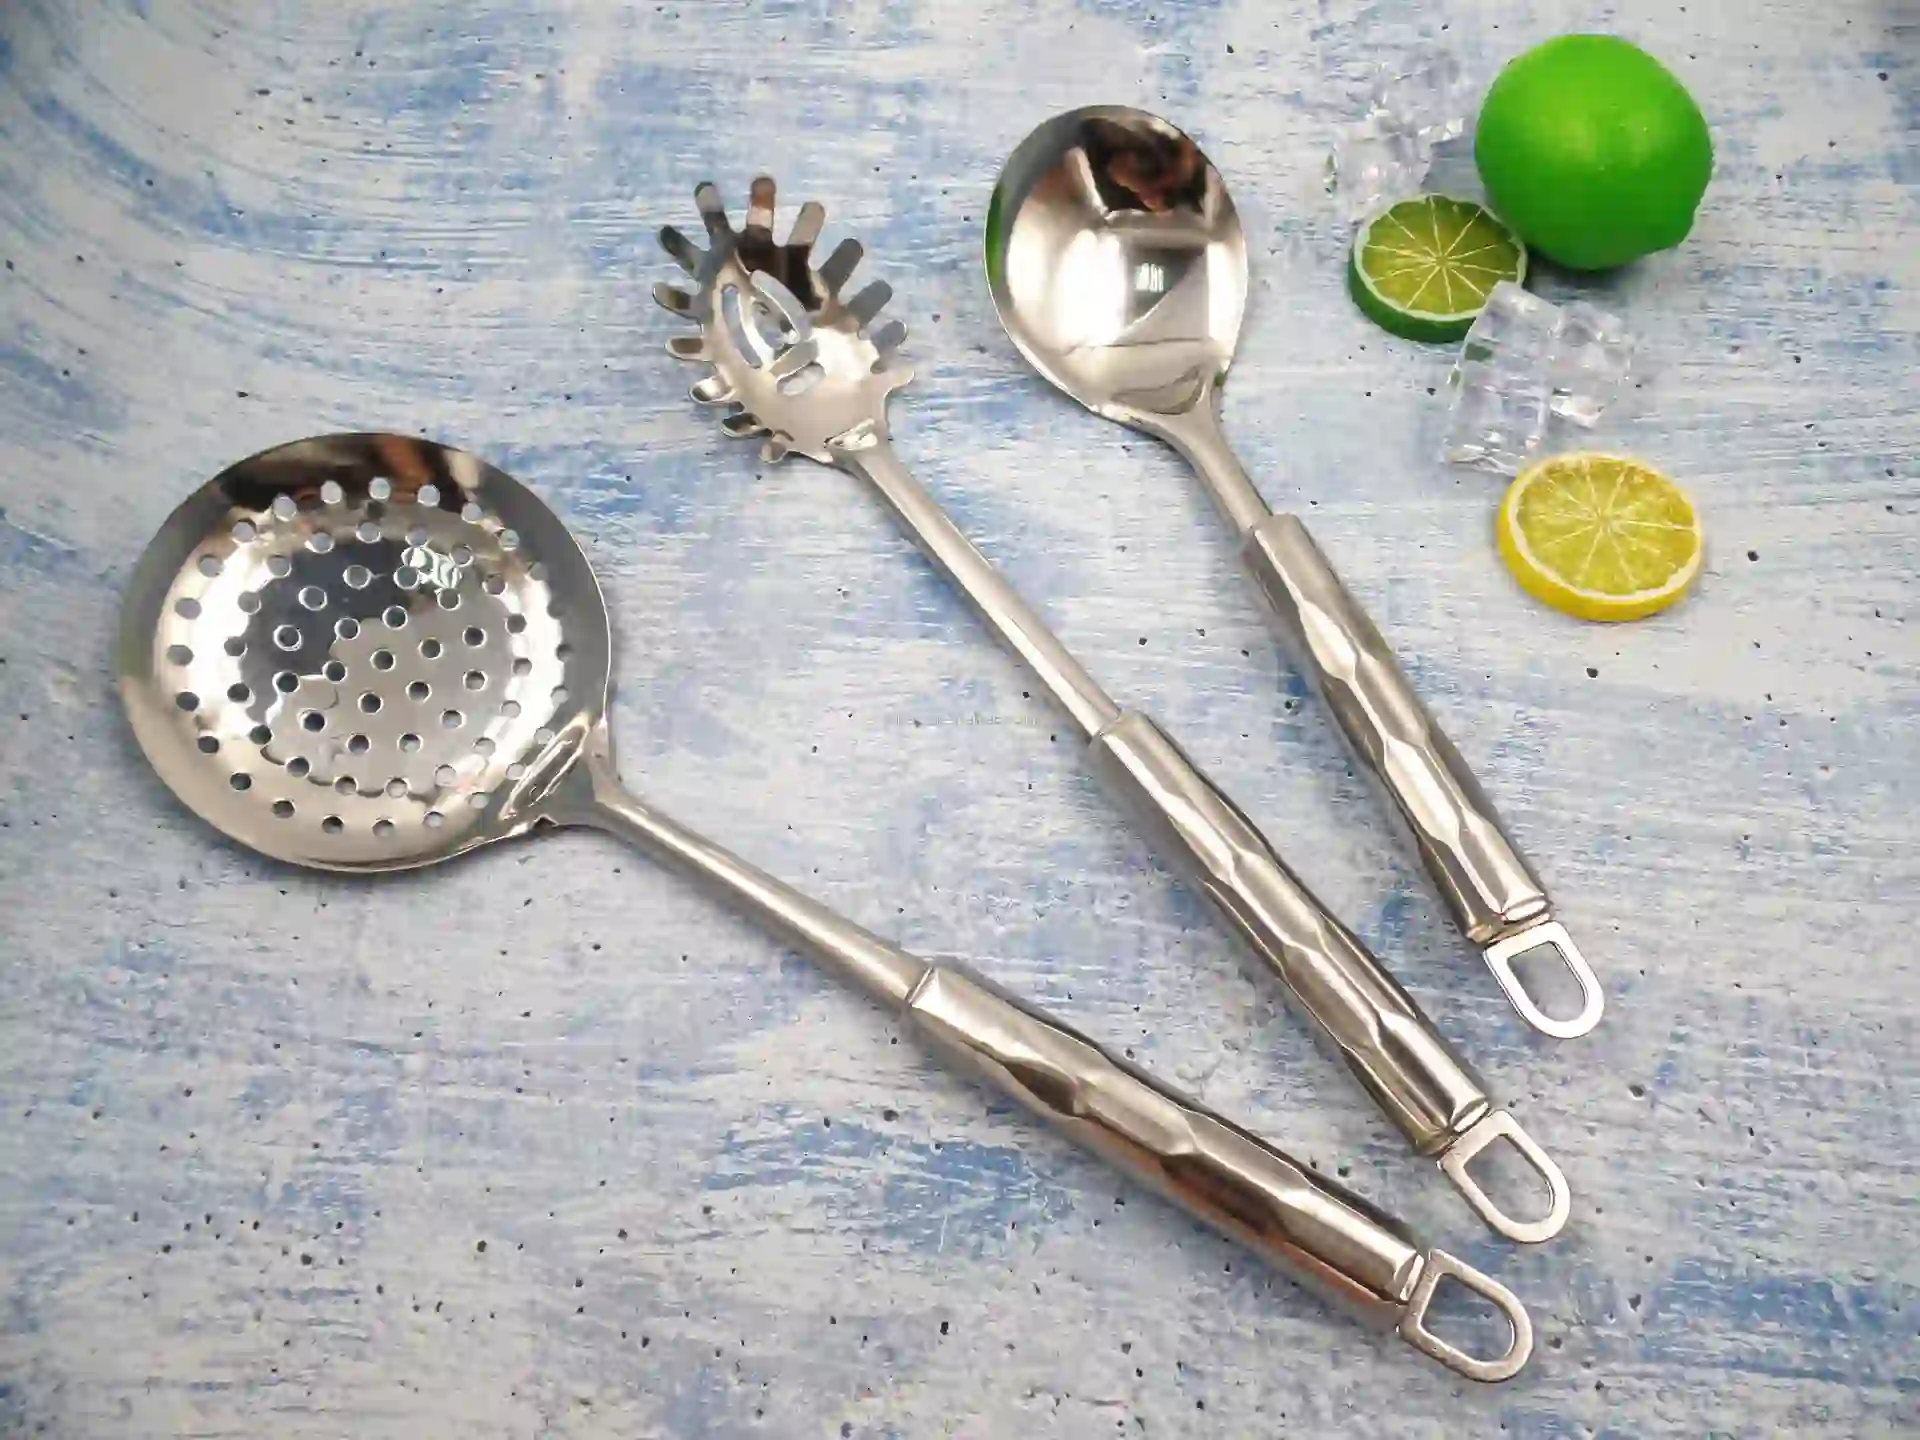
left=1326, top=112, right=1431, bottom=223
left=1443, top=360, right=1549, bottom=473
left=1441, top=284, right=1638, bottom=468
left=1549, top=300, right=1635, bottom=427
left=1371, top=49, right=1476, bottom=146
left=1458, top=281, right=1558, bottom=371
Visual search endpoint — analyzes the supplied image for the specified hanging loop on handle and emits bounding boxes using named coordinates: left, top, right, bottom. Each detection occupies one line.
left=1485, top=920, right=1605, bottom=1039
left=1398, top=1249, right=1536, bottom=1383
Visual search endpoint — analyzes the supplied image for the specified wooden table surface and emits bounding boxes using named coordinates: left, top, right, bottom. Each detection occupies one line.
left=1, top=1, right=1914, bottom=1434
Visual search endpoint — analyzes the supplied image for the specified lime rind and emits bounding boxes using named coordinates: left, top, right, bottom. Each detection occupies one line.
left=1348, top=196, right=1528, bottom=343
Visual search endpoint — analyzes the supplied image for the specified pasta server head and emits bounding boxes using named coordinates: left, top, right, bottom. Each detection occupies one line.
left=656, top=177, right=913, bottom=463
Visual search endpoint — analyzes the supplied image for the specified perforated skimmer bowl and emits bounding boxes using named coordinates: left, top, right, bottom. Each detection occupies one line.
left=119, top=434, right=605, bottom=865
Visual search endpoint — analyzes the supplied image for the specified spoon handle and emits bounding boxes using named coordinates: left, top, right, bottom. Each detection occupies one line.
left=1240, top=513, right=1604, bottom=1040
left=559, top=750, right=1532, bottom=1381
left=1159, top=406, right=1602, bottom=1038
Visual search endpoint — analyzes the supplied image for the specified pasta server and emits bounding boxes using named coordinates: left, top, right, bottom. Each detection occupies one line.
left=657, top=180, right=1570, bottom=1244
left=985, top=107, right=1604, bottom=1040
left=118, top=432, right=1533, bottom=1381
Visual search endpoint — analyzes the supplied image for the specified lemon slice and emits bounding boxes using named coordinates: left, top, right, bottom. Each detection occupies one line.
left=1348, top=196, right=1528, bottom=343
left=1497, top=453, right=1703, bottom=621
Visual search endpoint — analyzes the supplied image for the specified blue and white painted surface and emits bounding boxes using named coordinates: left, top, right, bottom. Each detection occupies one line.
left=0, top=1, right=1914, bottom=1434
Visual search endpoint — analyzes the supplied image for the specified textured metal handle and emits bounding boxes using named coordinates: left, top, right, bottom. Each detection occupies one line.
left=1086, top=711, right=1569, bottom=1242
left=907, top=965, right=1419, bottom=1325
left=905, top=964, right=1533, bottom=1381
left=1088, top=711, right=1486, bottom=1148
left=1241, top=514, right=1603, bottom=1038
left=1243, top=514, right=1545, bottom=940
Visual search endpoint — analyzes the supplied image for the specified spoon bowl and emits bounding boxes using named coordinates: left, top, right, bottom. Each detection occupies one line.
left=986, top=105, right=1247, bottom=432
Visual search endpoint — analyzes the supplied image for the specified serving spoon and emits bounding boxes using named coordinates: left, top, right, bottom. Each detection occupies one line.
left=985, top=106, right=1603, bottom=1040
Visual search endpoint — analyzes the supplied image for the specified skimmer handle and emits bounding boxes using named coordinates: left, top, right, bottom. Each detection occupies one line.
left=554, top=749, right=1532, bottom=1378
left=905, top=964, right=1533, bottom=1381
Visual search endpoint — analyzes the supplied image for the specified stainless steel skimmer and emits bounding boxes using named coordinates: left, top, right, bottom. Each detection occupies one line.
left=658, top=181, right=1569, bottom=1244
left=117, top=432, right=1532, bottom=1381
left=985, top=107, right=1605, bottom=1041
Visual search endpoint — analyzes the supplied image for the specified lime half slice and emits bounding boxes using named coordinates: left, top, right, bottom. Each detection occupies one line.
left=1348, top=196, right=1528, bottom=343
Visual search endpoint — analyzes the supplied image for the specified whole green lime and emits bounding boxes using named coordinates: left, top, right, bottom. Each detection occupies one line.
left=1475, top=35, right=1712, bottom=271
